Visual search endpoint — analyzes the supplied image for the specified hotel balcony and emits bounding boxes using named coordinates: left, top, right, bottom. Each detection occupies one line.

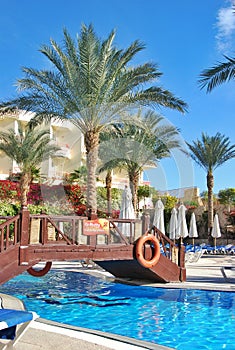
left=52, top=143, right=71, bottom=159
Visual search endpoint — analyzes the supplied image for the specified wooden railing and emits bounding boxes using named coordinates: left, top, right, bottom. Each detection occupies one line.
left=0, top=209, right=144, bottom=250
left=0, top=215, right=20, bottom=252
left=29, top=215, right=142, bottom=246
left=0, top=210, right=185, bottom=283
left=0, top=210, right=183, bottom=268
left=29, top=214, right=80, bottom=245
left=0, top=210, right=182, bottom=262
left=150, top=226, right=185, bottom=269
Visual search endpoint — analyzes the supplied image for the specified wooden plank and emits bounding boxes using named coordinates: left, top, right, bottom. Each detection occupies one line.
left=95, top=254, right=182, bottom=283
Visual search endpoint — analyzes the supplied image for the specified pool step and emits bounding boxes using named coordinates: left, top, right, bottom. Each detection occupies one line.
left=95, top=254, right=185, bottom=283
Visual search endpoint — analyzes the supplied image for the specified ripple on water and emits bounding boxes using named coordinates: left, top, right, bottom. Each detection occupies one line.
left=0, top=270, right=235, bottom=350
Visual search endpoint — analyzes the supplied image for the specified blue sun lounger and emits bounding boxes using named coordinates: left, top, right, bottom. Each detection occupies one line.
left=0, top=299, right=38, bottom=349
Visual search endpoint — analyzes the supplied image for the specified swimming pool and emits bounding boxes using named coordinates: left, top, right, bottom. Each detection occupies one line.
left=0, top=270, right=234, bottom=350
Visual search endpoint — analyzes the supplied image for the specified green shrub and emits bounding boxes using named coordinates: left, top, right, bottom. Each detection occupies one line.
left=0, top=202, right=20, bottom=216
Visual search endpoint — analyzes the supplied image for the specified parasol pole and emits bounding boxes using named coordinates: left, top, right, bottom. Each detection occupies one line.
left=192, top=237, right=195, bottom=251
left=214, top=237, right=217, bottom=253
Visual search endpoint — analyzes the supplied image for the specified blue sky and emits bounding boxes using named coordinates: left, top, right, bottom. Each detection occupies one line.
left=1, top=0, right=235, bottom=195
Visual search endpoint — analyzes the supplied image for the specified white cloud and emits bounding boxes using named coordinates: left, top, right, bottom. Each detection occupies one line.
left=215, top=0, right=235, bottom=53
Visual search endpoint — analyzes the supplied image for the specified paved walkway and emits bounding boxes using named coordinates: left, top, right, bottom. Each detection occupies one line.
left=136, top=254, right=235, bottom=292
left=1, top=255, right=234, bottom=350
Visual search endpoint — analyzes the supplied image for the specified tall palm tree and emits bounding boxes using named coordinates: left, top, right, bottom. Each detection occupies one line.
left=198, top=55, right=235, bottom=92
left=0, top=24, right=188, bottom=215
left=0, top=124, right=61, bottom=206
left=98, top=110, right=185, bottom=211
left=98, top=130, right=115, bottom=217
left=187, top=133, right=235, bottom=234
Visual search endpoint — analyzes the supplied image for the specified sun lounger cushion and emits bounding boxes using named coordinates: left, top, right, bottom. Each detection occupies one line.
left=0, top=309, right=37, bottom=339
left=0, top=296, right=39, bottom=348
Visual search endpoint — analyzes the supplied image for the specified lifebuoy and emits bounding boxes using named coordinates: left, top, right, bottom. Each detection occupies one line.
left=135, top=235, right=160, bottom=268
left=27, top=262, right=52, bottom=277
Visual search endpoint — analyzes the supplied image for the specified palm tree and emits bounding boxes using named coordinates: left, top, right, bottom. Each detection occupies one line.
left=0, top=24, right=188, bottom=215
left=187, top=133, right=235, bottom=234
left=66, top=166, right=87, bottom=185
left=218, top=188, right=235, bottom=212
left=198, top=55, right=235, bottom=92
left=0, top=124, right=61, bottom=206
left=98, top=110, right=185, bottom=211
left=98, top=131, right=115, bottom=216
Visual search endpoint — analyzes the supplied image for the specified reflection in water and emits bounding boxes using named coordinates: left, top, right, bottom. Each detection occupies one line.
left=0, top=270, right=235, bottom=350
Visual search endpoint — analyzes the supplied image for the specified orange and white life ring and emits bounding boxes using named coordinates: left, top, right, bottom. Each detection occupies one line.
left=27, top=262, right=52, bottom=277
left=135, top=235, right=160, bottom=268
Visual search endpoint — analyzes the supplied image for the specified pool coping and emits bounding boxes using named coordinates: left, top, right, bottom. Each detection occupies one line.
left=34, top=318, right=174, bottom=350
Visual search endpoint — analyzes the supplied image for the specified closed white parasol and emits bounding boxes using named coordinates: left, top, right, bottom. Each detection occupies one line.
left=119, top=186, right=135, bottom=236
left=189, top=212, right=198, bottom=246
left=168, top=207, right=179, bottom=241
left=153, top=199, right=165, bottom=234
left=177, top=204, right=188, bottom=242
left=211, top=214, right=221, bottom=251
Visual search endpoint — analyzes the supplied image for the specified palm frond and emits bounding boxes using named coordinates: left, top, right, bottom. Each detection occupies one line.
left=198, top=55, right=235, bottom=92
left=0, top=24, right=187, bottom=128
left=98, top=108, right=184, bottom=175
left=187, top=132, right=235, bottom=172
left=0, top=24, right=188, bottom=213
left=122, top=87, right=188, bottom=113
left=0, top=124, right=61, bottom=172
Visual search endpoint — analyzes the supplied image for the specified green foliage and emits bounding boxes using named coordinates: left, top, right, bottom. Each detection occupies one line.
left=187, top=132, right=235, bottom=173
left=161, top=195, right=178, bottom=211
left=3, top=24, right=188, bottom=122
left=0, top=24, right=187, bottom=213
left=97, top=186, right=108, bottom=200
left=187, top=132, right=235, bottom=231
left=137, top=185, right=151, bottom=200
left=8, top=168, right=45, bottom=183
left=0, top=202, right=20, bottom=216
left=184, top=201, right=198, bottom=208
left=96, top=187, right=122, bottom=211
left=0, top=124, right=61, bottom=173
left=64, top=166, right=87, bottom=185
left=200, top=191, right=217, bottom=203
left=97, top=187, right=121, bottom=201
left=218, top=188, right=235, bottom=205
left=0, top=202, right=76, bottom=216
left=27, top=203, right=75, bottom=215
left=199, top=55, right=235, bottom=92
left=0, top=123, right=62, bottom=206
left=151, top=191, right=177, bottom=210
left=149, top=187, right=159, bottom=206
left=0, top=180, right=87, bottom=216
left=98, top=110, right=184, bottom=199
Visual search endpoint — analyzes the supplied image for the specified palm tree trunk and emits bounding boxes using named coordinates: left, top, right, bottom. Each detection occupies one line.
left=106, top=170, right=112, bottom=217
left=20, top=172, right=30, bottom=207
left=84, top=130, right=99, bottom=217
left=207, top=171, right=214, bottom=235
left=129, top=170, right=139, bottom=212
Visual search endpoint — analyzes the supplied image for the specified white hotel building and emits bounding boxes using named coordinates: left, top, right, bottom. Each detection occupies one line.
left=0, top=110, right=133, bottom=188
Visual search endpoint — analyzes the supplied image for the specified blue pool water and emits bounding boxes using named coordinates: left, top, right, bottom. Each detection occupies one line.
left=0, top=270, right=235, bottom=350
